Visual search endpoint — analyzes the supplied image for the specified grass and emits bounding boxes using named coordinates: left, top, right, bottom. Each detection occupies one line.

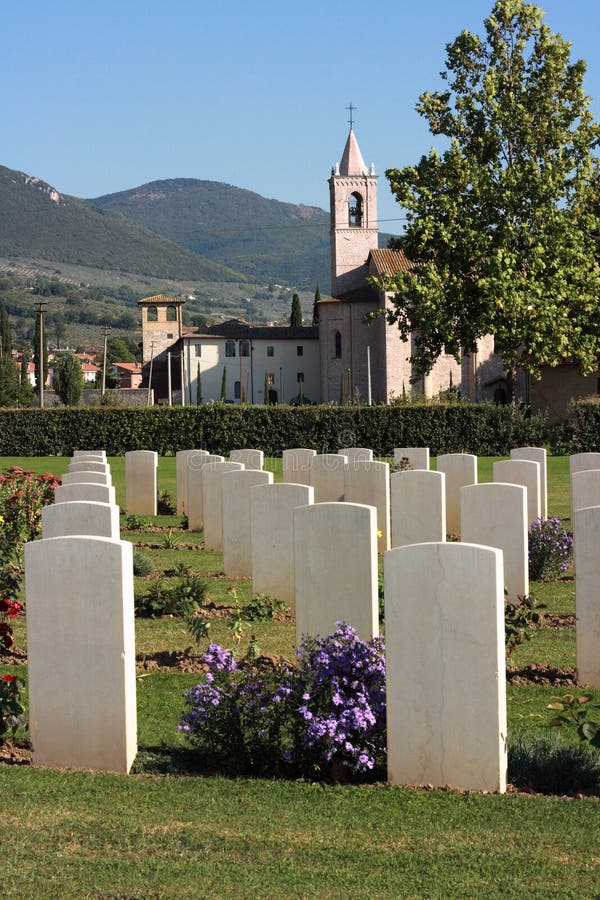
left=1, top=453, right=599, bottom=897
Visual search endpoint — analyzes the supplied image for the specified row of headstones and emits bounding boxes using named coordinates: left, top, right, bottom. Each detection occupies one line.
left=25, top=450, right=137, bottom=776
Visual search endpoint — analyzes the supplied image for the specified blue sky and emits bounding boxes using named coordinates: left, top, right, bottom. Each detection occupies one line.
left=4, top=0, right=600, bottom=229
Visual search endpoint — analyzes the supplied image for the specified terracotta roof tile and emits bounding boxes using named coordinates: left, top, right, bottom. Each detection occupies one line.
left=368, top=248, right=412, bottom=276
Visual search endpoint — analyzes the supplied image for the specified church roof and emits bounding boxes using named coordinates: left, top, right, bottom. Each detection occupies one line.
left=368, top=248, right=412, bottom=276
left=182, top=318, right=318, bottom=340
left=339, top=129, right=369, bottom=176
left=138, top=294, right=185, bottom=305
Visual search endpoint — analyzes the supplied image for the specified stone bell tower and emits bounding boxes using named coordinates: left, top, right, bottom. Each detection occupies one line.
left=329, top=128, right=378, bottom=296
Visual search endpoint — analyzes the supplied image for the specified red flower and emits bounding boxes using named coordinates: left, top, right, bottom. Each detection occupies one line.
left=1, top=674, right=15, bottom=683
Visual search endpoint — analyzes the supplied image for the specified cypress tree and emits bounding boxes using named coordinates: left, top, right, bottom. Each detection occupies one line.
left=290, top=293, right=303, bottom=327
left=18, top=350, right=33, bottom=406
left=52, top=354, right=84, bottom=406
left=220, top=366, right=227, bottom=402
left=33, top=310, right=48, bottom=393
left=0, top=302, right=11, bottom=357
left=196, top=362, right=203, bottom=405
left=0, top=356, right=19, bottom=407
left=312, top=285, right=321, bottom=326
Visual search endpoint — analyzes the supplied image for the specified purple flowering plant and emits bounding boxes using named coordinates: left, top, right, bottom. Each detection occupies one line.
left=528, top=517, right=573, bottom=582
left=178, top=622, right=387, bottom=781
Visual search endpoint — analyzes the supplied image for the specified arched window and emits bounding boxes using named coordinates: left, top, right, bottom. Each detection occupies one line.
left=166, top=305, right=177, bottom=322
left=234, top=380, right=241, bottom=400
left=348, top=192, right=363, bottom=228
left=239, top=340, right=250, bottom=357
left=334, top=331, right=342, bottom=359
left=147, top=306, right=158, bottom=322
left=225, top=340, right=236, bottom=357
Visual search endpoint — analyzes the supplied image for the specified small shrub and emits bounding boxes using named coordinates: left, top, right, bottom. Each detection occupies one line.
left=135, top=575, right=210, bottom=618
left=508, top=732, right=600, bottom=794
left=186, top=615, right=211, bottom=644
left=243, top=594, right=289, bottom=622
left=0, top=674, right=27, bottom=744
left=157, top=490, right=176, bottom=515
left=132, top=550, right=154, bottom=577
left=528, top=517, right=573, bottom=581
left=162, top=529, right=179, bottom=550
left=548, top=693, right=600, bottom=748
left=505, top=594, right=546, bottom=657
left=178, top=622, right=387, bottom=781
left=125, top=514, right=147, bottom=531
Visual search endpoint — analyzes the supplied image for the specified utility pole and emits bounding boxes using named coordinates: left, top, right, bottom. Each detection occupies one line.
left=101, top=325, right=111, bottom=397
left=147, top=341, right=156, bottom=406
left=37, top=301, right=47, bottom=409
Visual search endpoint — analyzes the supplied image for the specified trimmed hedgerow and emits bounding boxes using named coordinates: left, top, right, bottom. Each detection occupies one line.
left=563, top=397, right=600, bottom=453
left=0, top=402, right=549, bottom=457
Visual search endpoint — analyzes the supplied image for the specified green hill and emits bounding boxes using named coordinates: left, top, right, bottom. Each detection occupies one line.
left=0, top=166, right=247, bottom=283
left=89, top=178, right=333, bottom=289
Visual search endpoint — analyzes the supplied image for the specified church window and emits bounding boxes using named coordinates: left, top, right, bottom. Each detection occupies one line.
left=194, top=343, right=202, bottom=357
left=239, top=340, right=250, bottom=357
left=334, top=331, right=342, bottom=359
left=225, top=340, right=236, bottom=357
left=234, top=380, right=241, bottom=400
left=297, top=372, right=304, bottom=383
left=147, top=306, right=158, bottom=322
left=297, top=345, right=303, bottom=356
left=348, top=192, right=363, bottom=228
left=166, top=305, right=177, bottom=322
left=167, top=333, right=174, bottom=339
left=267, top=346, right=274, bottom=357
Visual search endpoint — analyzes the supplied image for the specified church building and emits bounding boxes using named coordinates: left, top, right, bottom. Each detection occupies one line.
left=139, top=128, right=507, bottom=405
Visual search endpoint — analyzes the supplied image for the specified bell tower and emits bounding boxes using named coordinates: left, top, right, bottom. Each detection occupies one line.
left=329, top=124, right=378, bottom=296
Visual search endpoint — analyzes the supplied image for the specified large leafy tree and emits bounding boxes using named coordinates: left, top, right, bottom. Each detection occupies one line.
left=381, top=0, right=600, bottom=398
left=52, top=354, right=84, bottom=406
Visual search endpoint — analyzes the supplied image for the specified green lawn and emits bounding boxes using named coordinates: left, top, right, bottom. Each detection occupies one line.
left=1, top=453, right=599, bottom=898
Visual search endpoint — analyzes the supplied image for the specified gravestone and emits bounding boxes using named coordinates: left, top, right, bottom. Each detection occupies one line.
left=394, top=447, right=430, bottom=471
left=384, top=542, right=506, bottom=792
left=176, top=449, right=209, bottom=515
left=309, top=453, right=348, bottom=503
left=460, top=482, right=528, bottom=601
left=73, top=450, right=107, bottom=461
left=282, top=448, right=316, bottom=485
left=573, top=505, right=600, bottom=687
left=570, top=453, right=600, bottom=520
left=343, top=460, right=390, bottom=552
left=390, top=470, right=446, bottom=547
left=230, top=449, right=264, bottom=470
left=571, top=469, right=600, bottom=516
left=54, top=483, right=116, bottom=506
left=222, top=469, right=273, bottom=577
left=202, top=461, right=245, bottom=551
left=42, top=501, right=120, bottom=540
left=68, top=461, right=110, bottom=476
left=251, top=483, right=314, bottom=609
left=293, top=501, right=378, bottom=645
left=125, top=450, right=157, bottom=516
left=186, top=455, right=225, bottom=531
left=339, top=447, right=373, bottom=462
left=25, top=535, right=137, bottom=774
left=436, top=454, right=477, bottom=536
left=62, top=470, right=111, bottom=487
left=493, top=458, right=540, bottom=527
left=511, top=447, right=547, bottom=518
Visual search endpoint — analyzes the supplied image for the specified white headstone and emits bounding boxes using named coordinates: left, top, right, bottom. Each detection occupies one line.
left=176, top=449, right=209, bottom=515
left=54, top=482, right=116, bottom=506
left=73, top=450, right=107, bottom=461
left=511, top=447, right=547, bottom=518
left=251, top=483, right=314, bottom=609
left=572, top=469, right=600, bottom=516
left=282, top=448, right=316, bottom=485
left=222, top=469, right=273, bottom=577
left=186, top=454, right=225, bottom=531
left=435, top=454, right=477, bottom=536
left=573, top=505, right=600, bottom=687
left=391, top=470, right=446, bottom=547
left=230, top=448, right=264, bottom=470
left=294, top=502, right=379, bottom=645
left=125, top=450, right=157, bottom=516
left=343, top=460, right=390, bottom=552
left=493, top=458, right=540, bottom=527
left=385, top=542, right=507, bottom=792
left=62, top=470, right=111, bottom=487
left=202, top=461, right=245, bottom=551
left=42, top=501, right=120, bottom=540
left=68, top=461, right=110, bottom=476
left=309, top=453, right=348, bottom=503
left=460, top=482, right=528, bottom=601
left=339, top=447, right=373, bottom=462
left=394, top=447, right=430, bottom=471
left=570, top=453, right=600, bottom=521
left=24, top=535, right=137, bottom=774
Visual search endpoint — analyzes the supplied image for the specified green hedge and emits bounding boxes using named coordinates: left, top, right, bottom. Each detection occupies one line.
left=0, top=403, right=550, bottom=457
left=563, top=398, right=600, bottom=452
